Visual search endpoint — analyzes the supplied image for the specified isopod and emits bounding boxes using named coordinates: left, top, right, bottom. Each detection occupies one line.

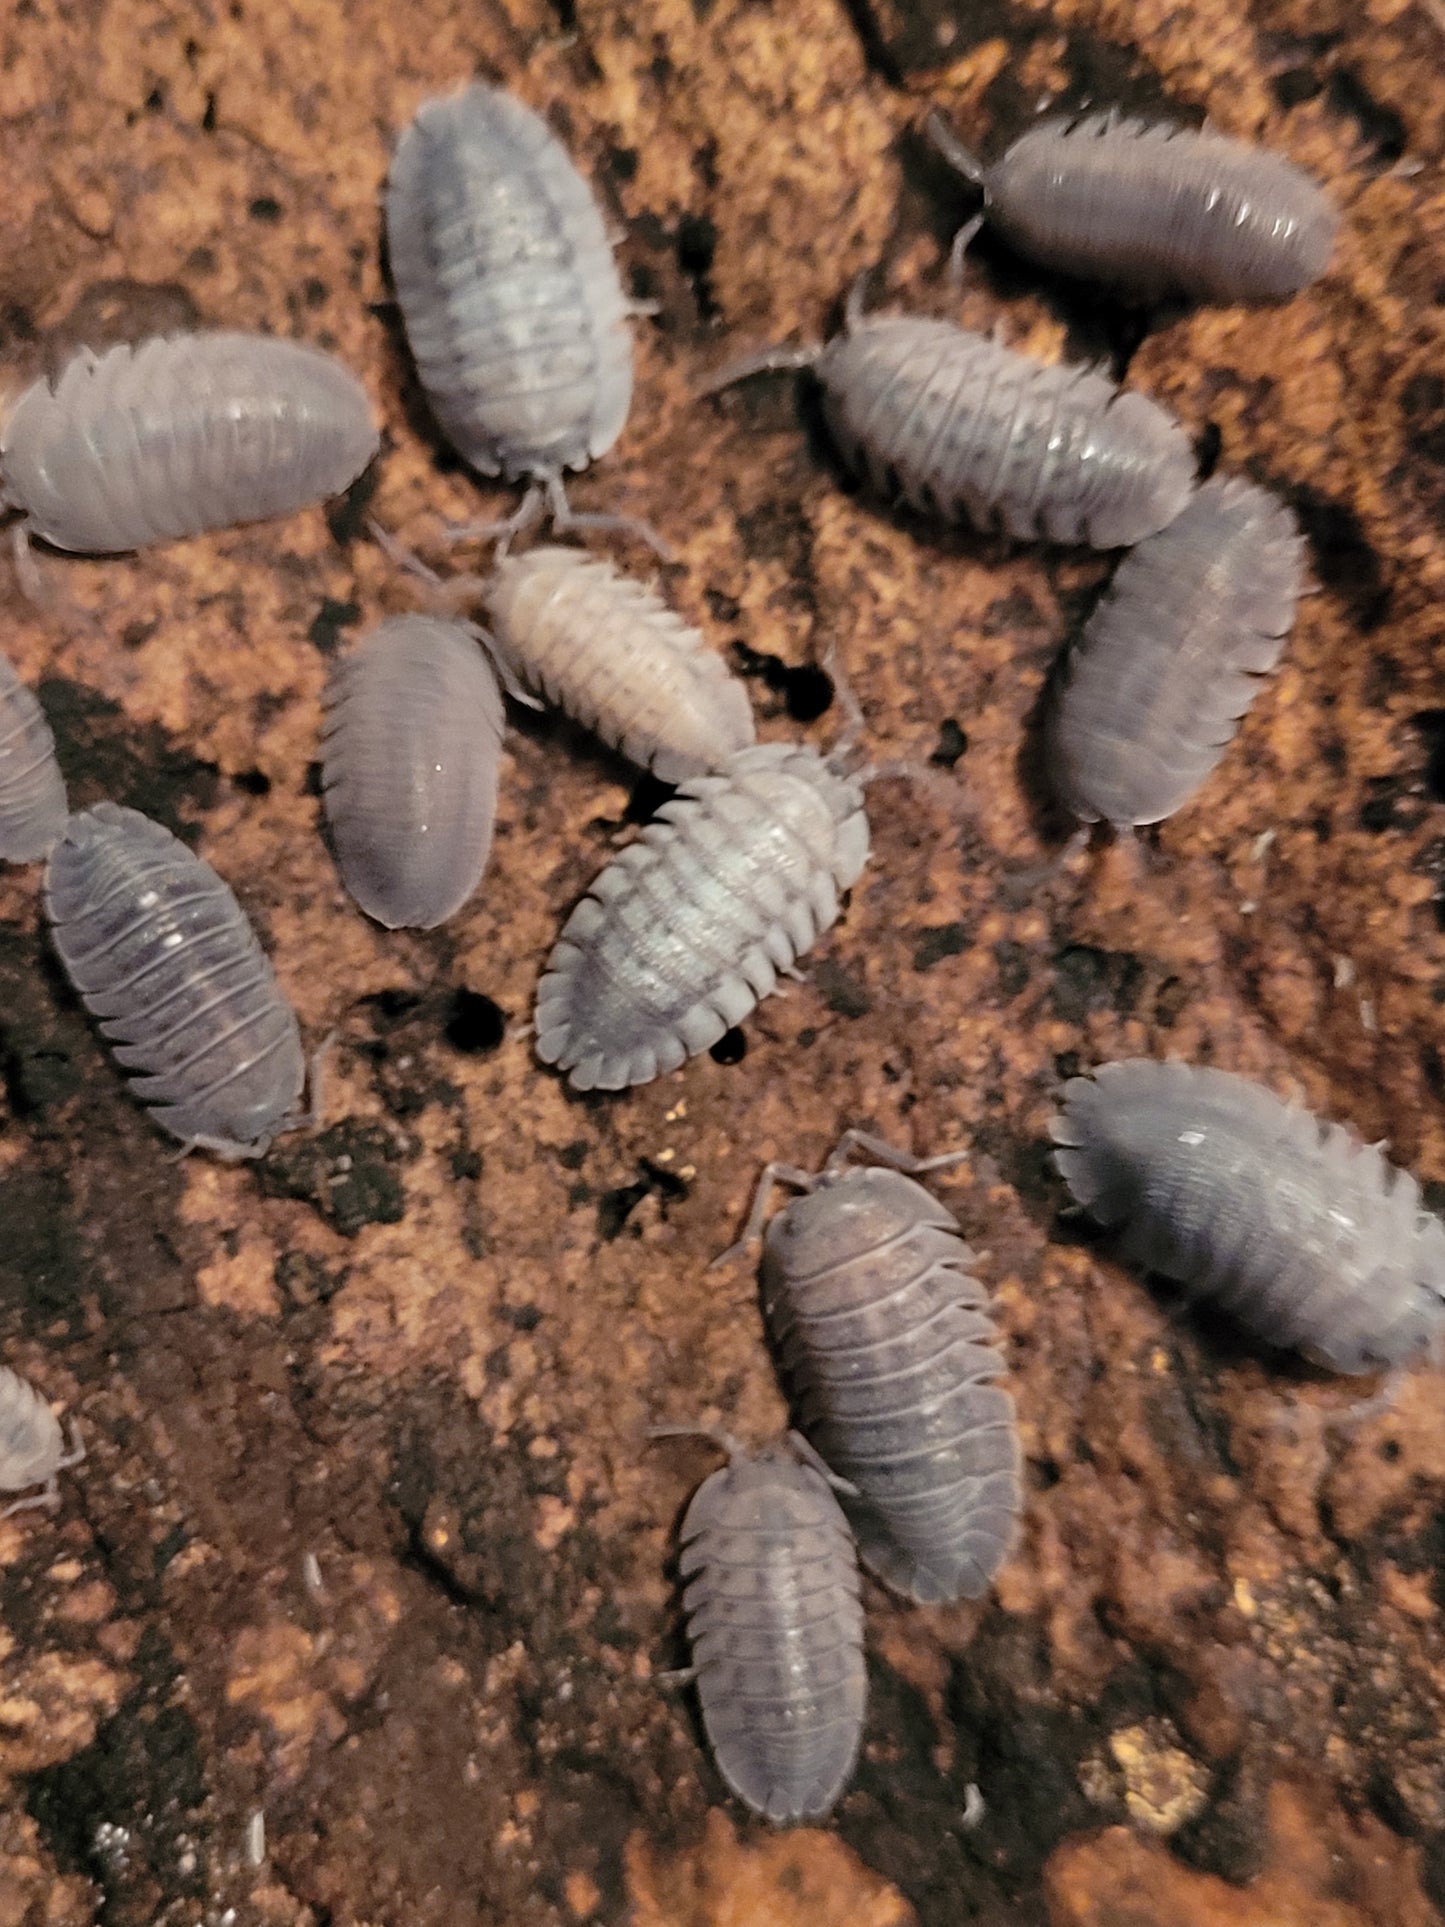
left=1045, top=476, right=1305, bottom=829
left=1, top=332, right=379, bottom=555
left=708, top=282, right=1195, bottom=549
left=0, top=1367, right=83, bottom=1520
left=534, top=742, right=869, bottom=1090
left=321, top=613, right=506, bottom=928
left=1050, top=1059, right=1445, bottom=1373
left=0, top=654, right=67, bottom=861
left=667, top=1432, right=866, bottom=1823
left=929, top=109, right=1339, bottom=303
left=385, top=81, right=639, bottom=542
left=723, top=1131, right=1021, bottom=1603
left=482, top=546, right=754, bottom=781
left=45, top=802, right=309, bottom=1159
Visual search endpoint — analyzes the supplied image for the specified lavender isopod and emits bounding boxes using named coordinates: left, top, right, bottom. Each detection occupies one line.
left=386, top=82, right=639, bottom=542
left=0, top=333, right=379, bottom=555
left=45, top=803, right=309, bottom=1159
left=321, top=614, right=506, bottom=928
left=534, top=742, right=869, bottom=1090
left=482, top=546, right=754, bottom=781
left=929, top=109, right=1339, bottom=303
left=707, top=283, right=1195, bottom=549
left=724, top=1131, right=1021, bottom=1602
left=0, top=1368, right=83, bottom=1519
left=1051, top=1060, right=1445, bottom=1373
left=1045, top=476, right=1305, bottom=829
left=668, top=1433, right=866, bottom=1823
left=0, top=654, right=67, bottom=861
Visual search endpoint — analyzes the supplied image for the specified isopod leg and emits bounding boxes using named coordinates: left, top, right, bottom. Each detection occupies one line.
left=441, top=483, right=548, bottom=556
left=823, top=1128, right=968, bottom=1179
left=647, top=1422, right=744, bottom=1460
left=544, top=475, right=671, bottom=561
left=710, top=1161, right=820, bottom=1270
left=56, top=1419, right=85, bottom=1473
left=695, top=340, right=823, bottom=400
left=947, top=213, right=986, bottom=290
left=924, top=109, right=987, bottom=185
left=785, top=1430, right=859, bottom=1496
left=0, top=1477, right=58, bottom=1521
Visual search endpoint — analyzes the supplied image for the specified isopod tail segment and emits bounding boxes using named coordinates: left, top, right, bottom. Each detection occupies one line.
left=0, top=1417, right=85, bottom=1522
left=711, top=1127, right=970, bottom=1269
left=440, top=470, right=672, bottom=563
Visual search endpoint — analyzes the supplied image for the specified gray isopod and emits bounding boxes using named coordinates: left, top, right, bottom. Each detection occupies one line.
left=0, top=332, right=379, bottom=554
left=709, top=284, right=1195, bottom=549
left=482, top=546, right=754, bottom=781
left=0, top=1367, right=83, bottom=1520
left=1051, top=1059, right=1445, bottom=1373
left=1045, top=476, right=1305, bottom=829
left=45, top=802, right=309, bottom=1159
left=385, top=82, right=636, bottom=540
left=321, top=613, right=506, bottom=928
left=725, top=1131, right=1021, bottom=1603
left=670, top=1433, right=866, bottom=1823
left=929, top=109, right=1339, bottom=304
left=0, top=654, right=67, bottom=861
left=534, top=742, right=869, bottom=1090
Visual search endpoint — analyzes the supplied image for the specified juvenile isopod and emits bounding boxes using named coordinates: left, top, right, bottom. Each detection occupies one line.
left=386, top=82, right=645, bottom=545
left=0, top=332, right=379, bottom=556
left=707, top=282, right=1195, bottom=549
left=534, top=741, right=869, bottom=1090
left=0, top=654, right=67, bottom=861
left=721, top=1131, right=1021, bottom=1603
left=0, top=1367, right=83, bottom=1519
left=1045, top=476, right=1305, bottom=829
left=321, top=613, right=506, bottom=928
left=482, top=546, right=754, bottom=781
left=929, top=109, right=1340, bottom=304
left=1051, top=1059, right=1445, bottom=1373
left=45, top=802, right=310, bottom=1159
left=664, top=1431, right=866, bottom=1823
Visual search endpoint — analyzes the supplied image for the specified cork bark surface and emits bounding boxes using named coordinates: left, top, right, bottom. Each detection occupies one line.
left=1, top=0, right=1445, bottom=1921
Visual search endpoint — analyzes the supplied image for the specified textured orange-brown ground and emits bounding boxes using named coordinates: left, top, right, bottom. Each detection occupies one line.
left=1, top=0, right=1445, bottom=1921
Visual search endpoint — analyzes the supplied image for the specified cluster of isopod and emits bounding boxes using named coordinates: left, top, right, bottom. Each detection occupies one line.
left=0, top=60, right=1438, bottom=1840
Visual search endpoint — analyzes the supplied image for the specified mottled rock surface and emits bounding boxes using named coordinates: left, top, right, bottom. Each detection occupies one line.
left=1, top=0, right=1444, bottom=1921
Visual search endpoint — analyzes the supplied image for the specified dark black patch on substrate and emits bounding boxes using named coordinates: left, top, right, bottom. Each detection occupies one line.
left=1051, top=943, right=1145, bottom=1022
left=444, top=989, right=506, bottom=1055
left=39, top=677, right=219, bottom=832
left=27, top=1630, right=208, bottom=1918
left=710, top=1028, right=747, bottom=1065
left=815, top=958, right=872, bottom=1017
left=931, top=718, right=968, bottom=767
left=596, top=1160, right=690, bottom=1241
left=913, top=922, right=971, bottom=971
left=307, top=597, right=363, bottom=655
left=730, top=640, right=834, bottom=723
left=259, top=1120, right=409, bottom=1235
left=1287, top=484, right=1390, bottom=631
